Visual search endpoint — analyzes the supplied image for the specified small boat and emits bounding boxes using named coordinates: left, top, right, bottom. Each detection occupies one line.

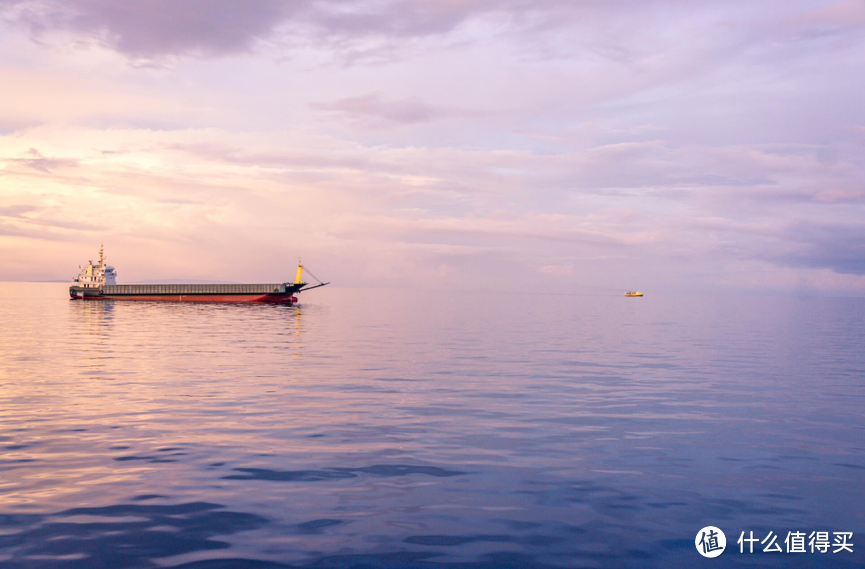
left=624, top=291, right=643, bottom=297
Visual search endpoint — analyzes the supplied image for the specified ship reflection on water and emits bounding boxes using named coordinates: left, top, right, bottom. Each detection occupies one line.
left=69, top=296, right=114, bottom=334
left=1, top=283, right=863, bottom=568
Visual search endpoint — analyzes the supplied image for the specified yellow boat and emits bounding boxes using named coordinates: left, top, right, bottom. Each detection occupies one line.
left=624, top=291, right=643, bottom=297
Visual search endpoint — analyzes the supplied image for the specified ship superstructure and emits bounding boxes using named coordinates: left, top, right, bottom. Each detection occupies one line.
left=71, top=245, right=117, bottom=289
left=70, top=246, right=327, bottom=304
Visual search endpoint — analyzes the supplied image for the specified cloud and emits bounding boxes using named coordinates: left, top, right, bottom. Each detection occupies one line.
left=0, top=0, right=505, bottom=62
left=1, top=122, right=864, bottom=293
left=793, top=0, right=865, bottom=31
left=0, top=0, right=777, bottom=63
left=0, top=147, right=78, bottom=173
left=311, top=93, right=483, bottom=126
left=0, top=219, right=60, bottom=240
left=773, top=223, right=865, bottom=275
left=0, top=0, right=291, bottom=61
left=1, top=2, right=864, bottom=294
left=168, top=142, right=373, bottom=171
left=539, top=264, right=574, bottom=276
left=0, top=211, right=99, bottom=241
left=0, top=204, right=41, bottom=217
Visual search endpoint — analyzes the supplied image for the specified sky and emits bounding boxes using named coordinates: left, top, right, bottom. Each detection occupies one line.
left=0, top=0, right=863, bottom=294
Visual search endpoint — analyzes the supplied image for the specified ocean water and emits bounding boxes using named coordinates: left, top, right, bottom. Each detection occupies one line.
left=0, top=282, right=863, bottom=568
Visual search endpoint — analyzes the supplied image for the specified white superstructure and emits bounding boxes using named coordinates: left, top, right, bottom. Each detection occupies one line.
left=71, top=245, right=117, bottom=288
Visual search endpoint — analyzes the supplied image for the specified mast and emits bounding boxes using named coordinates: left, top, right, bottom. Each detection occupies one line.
left=295, top=258, right=304, bottom=284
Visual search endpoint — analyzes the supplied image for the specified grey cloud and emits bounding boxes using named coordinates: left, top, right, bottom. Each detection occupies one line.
left=1, top=0, right=292, bottom=59
left=773, top=223, right=865, bottom=275
left=0, top=0, right=738, bottom=62
left=0, top=0, right=544, bottom=60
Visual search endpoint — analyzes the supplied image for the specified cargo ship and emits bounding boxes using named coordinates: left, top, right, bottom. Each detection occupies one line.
left=70, top=246, right=327, bottom=304
left=624, top=291, right=643, bottom=297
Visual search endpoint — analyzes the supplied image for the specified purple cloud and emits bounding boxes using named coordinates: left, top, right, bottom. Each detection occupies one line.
left=1, top=0, right=504, bottom=61
left=0, top=0, right=291, bottom=59
left=773, top=222, right=865, bottom=276
left=311, top=93, right=484, bottom=125
left=0, top=1, right=760, bottom=62
left=3, top=0, right=864, bottom=68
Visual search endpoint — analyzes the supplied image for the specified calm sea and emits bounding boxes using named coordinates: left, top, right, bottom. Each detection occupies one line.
left=0, top=283, right=863, bottom=568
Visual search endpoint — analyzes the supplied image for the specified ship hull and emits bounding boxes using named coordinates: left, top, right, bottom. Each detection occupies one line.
left=82, top=294, right=298, bottom=304
left=70, top=283, right=304, bottom=304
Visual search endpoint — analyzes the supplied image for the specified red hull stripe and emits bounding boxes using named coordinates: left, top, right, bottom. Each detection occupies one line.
left=84, top=295, right=296, bottom=303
